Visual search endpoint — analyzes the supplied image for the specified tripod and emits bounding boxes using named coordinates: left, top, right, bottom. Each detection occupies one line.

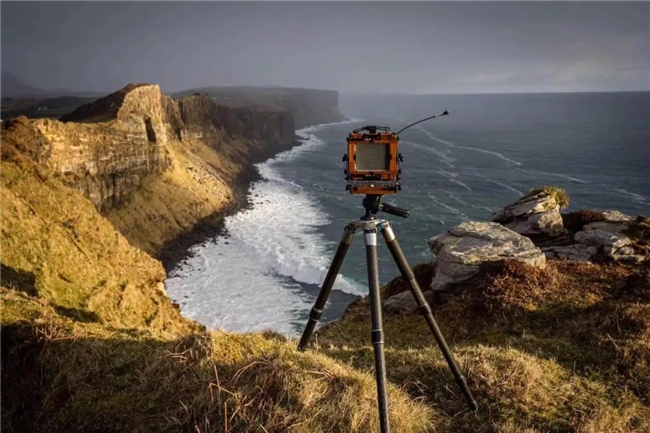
left=298, top=195, right=478, bottom=433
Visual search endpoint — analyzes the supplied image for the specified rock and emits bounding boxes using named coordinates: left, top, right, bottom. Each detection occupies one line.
left=571, top=215, right=646, bottom=263
left=384, top=290, right=436, bottom=314
left=542, top=244, right=595, bottom=262
left=490, top=192, right=565, bottom=241
left=156, top=282, right=167, bottom=295
left=428, top=221, right=546, bottom=293
left=601, top=210, right=634, bottom=222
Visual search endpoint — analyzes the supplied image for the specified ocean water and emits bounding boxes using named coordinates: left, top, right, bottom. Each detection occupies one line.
left=166, top=92, right=650, bottom=337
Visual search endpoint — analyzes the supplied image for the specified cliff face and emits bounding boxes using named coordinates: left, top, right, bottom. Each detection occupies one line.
left=280, top=88, right=347, bottom=129
left=9, top=84, right=296, bottom=216
left=175, top=86, right=347, bottom=129
left=1, top=83, right=301, bottom=256
left=177, top=94, right=295, bottom=147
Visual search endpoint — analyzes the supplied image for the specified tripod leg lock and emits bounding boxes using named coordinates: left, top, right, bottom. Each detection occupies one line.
left=371, top=328, right=384, bottom=345
left=417, top=303, right=433, bottom=316
left=309, top=308, right=323, bottom=321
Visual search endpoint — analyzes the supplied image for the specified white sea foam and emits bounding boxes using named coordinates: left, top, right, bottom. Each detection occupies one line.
left=417, top=126, right=523, bottom=167
left=437, top=169, right=472, bottom=191
left=444, top=190, right=469, bottom=206
left=427, top=192, right=469, bottom=220
left=165, top=118, right=365, bottom=336
left=469, top=171, right=524, bottom=195
left=401, top=140, right=456, bottom=168
left=519, top=168, right=587, bottom=184
left=604, top=186, right=648, bottom=205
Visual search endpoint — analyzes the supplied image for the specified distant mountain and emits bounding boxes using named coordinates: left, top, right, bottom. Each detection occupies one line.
left=1, top=72, right=49, bottom=98
left=1, top=72, right=106, bottom=99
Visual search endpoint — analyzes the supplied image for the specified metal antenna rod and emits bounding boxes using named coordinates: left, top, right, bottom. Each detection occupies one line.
left=395, top=110, right=451, bottom=135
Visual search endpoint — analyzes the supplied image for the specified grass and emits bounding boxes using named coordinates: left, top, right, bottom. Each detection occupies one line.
left=315, top=259, right=650, bottom=432
left=4, top=114, right=649, bottom=432
left=105, top=137, right=238, bottom=255
left=524, top=186, right=570, bottom=209
left=1, top=129, right=196, bottom=333
left=2, top=288, right=432, bottom=433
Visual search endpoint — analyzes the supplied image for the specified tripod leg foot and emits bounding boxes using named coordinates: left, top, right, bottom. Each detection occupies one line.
left=365, top=228, right=391, bottom=433
left=380, top=223, right=478, bottom=412
left=298, top=224, right=356, bottom=351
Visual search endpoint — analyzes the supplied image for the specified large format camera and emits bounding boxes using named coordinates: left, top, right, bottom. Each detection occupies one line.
left=343, top=125, right=403, bottom=195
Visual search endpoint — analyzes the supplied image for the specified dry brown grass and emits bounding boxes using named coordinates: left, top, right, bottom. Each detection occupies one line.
left=316, top=259, right=650, bottom=432
left=562, top=209, right=607, bottom=234
left=2, top=288, right=433, bottom=433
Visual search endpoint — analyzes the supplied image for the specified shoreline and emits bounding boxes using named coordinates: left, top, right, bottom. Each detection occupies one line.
left=158, top=137, right=305, bottom=274
left=159, top=116, right=355, bottom=274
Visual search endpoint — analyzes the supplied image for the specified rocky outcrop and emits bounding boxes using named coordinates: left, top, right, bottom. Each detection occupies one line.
left=489, top=191, right=565, bottom=244
left=4, top=84, right=297, bottom=213
left=543, top=212, right=647, bottom=263
left=427, top=221, right=546, bottom=293
left=384, top=290, right=435, bottom=314
left=30, top=84, right=175, bottom=211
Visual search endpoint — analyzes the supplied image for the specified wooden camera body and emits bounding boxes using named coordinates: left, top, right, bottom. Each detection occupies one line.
left=344, top=126, right=402, bottom=195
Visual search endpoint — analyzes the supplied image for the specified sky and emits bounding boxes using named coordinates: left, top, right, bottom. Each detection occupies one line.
left=1, top=1, right=649, bottom=94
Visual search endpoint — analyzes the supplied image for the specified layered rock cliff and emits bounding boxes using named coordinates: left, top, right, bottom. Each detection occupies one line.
left=2, top=83, right=299, bottom=256
left=175, top=86, right=347, bottom=129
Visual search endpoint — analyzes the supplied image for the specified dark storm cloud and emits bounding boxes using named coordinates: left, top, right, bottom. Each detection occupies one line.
left=1, top=1, right=648, bottom=94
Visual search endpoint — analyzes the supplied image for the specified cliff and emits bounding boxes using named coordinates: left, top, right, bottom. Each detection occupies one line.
left=175, top=86, right=348, bottom=129
left=0, top=124, right=196, bottom=333
left=3, top=84, right=298, bottom=256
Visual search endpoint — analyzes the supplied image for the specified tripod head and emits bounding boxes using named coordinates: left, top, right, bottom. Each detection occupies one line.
left=362, top=194, right=410, bottom=220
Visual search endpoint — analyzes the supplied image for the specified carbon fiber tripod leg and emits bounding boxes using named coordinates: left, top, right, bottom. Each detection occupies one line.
left=365, top=227, right=390, bottom=433
left=380, top=223, right=479, bottom=411
left=298, top=223, right=357, bottom=351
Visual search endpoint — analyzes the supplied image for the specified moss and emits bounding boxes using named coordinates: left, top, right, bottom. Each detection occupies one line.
left=525, top=185, right=570, bottom=209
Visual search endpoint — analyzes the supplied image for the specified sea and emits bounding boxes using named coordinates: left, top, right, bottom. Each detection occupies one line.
left=166, top=91, right=650, bottom=337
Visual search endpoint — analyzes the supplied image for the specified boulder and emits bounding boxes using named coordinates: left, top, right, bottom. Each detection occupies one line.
left=384, top=290, right=436, bottom=314
left=490, top=192, right=565, bottom=240
left=428, top=221, right=546, bottom=293
left=573, top=216, right=645, bottom=262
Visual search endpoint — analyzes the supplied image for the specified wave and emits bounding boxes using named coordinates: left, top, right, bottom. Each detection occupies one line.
left=443, top=190, right=469, bottom=206
left=417, top=126, right=523, bottom=167
left=603, top=186, right=648, bottom=204
left=401, top=140, right=456, bottom=168
left=518, top=168, right=587, bottom=184
left=427, top=192, right=469, bottom=221
left=468, top=170, right=524, bottom=195
left=437, top=169, right=472, bottom=191
left=165, top=118, right=368, bottom=335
